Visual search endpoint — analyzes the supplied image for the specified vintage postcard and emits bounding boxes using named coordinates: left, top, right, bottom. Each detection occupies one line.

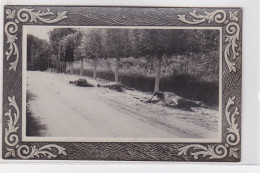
left=2, top=6, right=242, bottom=161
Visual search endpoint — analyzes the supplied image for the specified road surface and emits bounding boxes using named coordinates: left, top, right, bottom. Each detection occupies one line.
left=26, top=71, right=219, bottom=141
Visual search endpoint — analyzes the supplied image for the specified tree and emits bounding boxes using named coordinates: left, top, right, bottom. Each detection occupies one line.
left=27, top=34, right=50, bottom=71
left=104, top=29, right=132, bottom=82
left=74, top=43, right=86, bottom=76
left=133, top=29, right=188, bottom=92
left=77, top=29, right=106, bottom=79
left=48, top=28, right=77, bottom=72
left=49, top=28, right=77, bottom=55
left=88, top=29, right=105, bottom=79
left=59, top=30, right=82, bottom=74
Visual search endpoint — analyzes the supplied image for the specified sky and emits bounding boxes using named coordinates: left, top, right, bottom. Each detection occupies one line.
left=26, top=26, right=57, bottom=42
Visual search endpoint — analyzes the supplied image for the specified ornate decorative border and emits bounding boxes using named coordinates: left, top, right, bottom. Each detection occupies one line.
left=177, top=10, right=241, bottom=72
left=5, top=8, right=68, bottom=71
left=4, top=96, right=67, bottom=159
left=2, top=6, right=242, bottom=161
left=4, top=7, right=68, bottom=159
left=177, top=96, right=240, bottom=160
left=175, top=9, right=241, bottom=160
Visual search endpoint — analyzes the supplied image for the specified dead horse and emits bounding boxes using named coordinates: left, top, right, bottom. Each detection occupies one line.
left=147, top=91, right=205, bottom=111
left=69, top=79, right=94, bottom=87
left=97, top=82, right=133, bottom=92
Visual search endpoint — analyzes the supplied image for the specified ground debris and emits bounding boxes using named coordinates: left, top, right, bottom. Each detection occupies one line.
left=69, top=78, right=94, bottom=87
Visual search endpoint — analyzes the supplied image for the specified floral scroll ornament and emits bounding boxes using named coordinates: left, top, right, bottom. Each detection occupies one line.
left=177, top=10, right=241, bottom=160
left=177, top=10, right=227, bottom=24
left=4, top=96, right=67, bottom=159
left=4, top=7, right=68, bottom=159
left=177, top=10, right=241, bottom=73
left=177, top=96, right=240, bottom=160
left=5, top=8, right=68, bottom=71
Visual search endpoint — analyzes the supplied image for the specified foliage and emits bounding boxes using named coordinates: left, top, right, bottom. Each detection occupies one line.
left=59, top=30, right=82, bottom=62
left=104, top=29, right=132, bottom=58
left=48, top=27, right=219, bottom=87
left=75, top=29, right=105, bottom=60
left=48, top=28, right=77, bottom=56
left=79, top=49, right=219, bottom=83
left=186, top=29, right=219, bottom=53
left=52, top=28, right=219, bottom=82
left=27, top=34, right=50, bottom=71
left=132, top=29, right=187, bottom=59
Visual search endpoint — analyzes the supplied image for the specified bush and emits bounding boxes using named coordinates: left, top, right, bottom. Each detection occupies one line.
left=73, top=68, right=218, bottom=106
left=160, top=75, right=218, bottom=106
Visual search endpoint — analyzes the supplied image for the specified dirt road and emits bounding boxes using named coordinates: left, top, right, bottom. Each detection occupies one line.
left=26, top=71, right=219, bottom=141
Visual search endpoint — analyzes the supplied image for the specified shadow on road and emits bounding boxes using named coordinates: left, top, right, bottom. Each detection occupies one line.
left=26, top=91, right=47, bottom=136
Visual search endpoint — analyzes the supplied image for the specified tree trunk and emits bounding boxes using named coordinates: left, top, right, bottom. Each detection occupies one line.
left=64, top=61, right=67, bottom=74
left=56, top=60, right=59, bottom=72
left=115, top=57, right=120, bottom=82
left=106, top=58, right=111, bottom=71
left=80, top=58, right=84, bottom=76
left=58, top=61, right=61, bottom=73
left=154, top=58, right=162, bottom=92
left=47, top=55, right=50, bottom=69
left=93, top=58, right=97, bottom=79
left=70, top=61, right=74, bottom=75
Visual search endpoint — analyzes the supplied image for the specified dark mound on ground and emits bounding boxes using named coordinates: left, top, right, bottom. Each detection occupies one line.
left=147, top=91, right=206, bottom=111
left=69, top=79, right=94, bottom=87
left=97, top=82, right=129, bottom=92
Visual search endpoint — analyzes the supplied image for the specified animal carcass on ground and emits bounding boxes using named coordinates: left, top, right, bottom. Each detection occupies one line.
left=147, top=91, right=205, bottom=111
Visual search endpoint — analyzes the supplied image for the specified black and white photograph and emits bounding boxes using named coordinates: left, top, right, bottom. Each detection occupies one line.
left=24, top=26, right=221, bottom=141
left=2, top=6, right=242, bottom=161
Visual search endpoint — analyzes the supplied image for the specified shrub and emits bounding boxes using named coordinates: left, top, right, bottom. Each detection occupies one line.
left=73, top=68, right=218, bottom=106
